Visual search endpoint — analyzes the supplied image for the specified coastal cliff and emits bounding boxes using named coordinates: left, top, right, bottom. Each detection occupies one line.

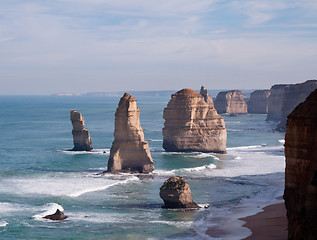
left=277, top=80, right=317, bottom=131
left=163, top=88, right=226, bottom=153
left=107, top=93, right=154, bottom=173
left=70, top=110, right=93, bottom=151
left=214, top=90, right=247, bottom=115
left=266, top=84, right=289, bottom=121
left=284, top=89, right=317, bottom=240
left=247, top=90, right=270, bottom=114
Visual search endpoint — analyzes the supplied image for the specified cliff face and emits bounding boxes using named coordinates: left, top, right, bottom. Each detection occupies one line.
left=70, top=110, right=93, bottom=151
left=247, top=90, right=270, bottom=114
left=163, top=88, right=227, bottom=153
left=200, top=86, right=214, bottom=108
left=107, top=93, right=154, bottom=173
left=277, top=80, right=317, bottom=131
left=214, top=90, right=247, bottom=115
left=284, top=89, right=317, bottom=240
left=266, top=84, right=289, bottom=121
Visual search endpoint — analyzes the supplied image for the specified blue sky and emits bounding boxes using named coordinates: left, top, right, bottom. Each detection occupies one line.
left=1, top=0, right=317, bottom=94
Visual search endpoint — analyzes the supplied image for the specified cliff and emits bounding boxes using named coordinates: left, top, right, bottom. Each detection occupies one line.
left=277, top=80, right=317, bottom=131
left=284, top=89, right=317, bottom=240
left=107, top=93, right=154, bottom=173
left=214, top=90, right=247, bottom=115
left=247, top=90, right=270, bottom=114
left=200, top=86, right=214, bottom=108
left=266, top=84, right=289, bottom=121
left=70, top=110, right=93, bottom=151
left=163, top=88, right=227, bottom=153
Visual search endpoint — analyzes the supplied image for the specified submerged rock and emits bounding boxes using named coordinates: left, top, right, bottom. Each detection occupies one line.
left=163, top=88, right=227, bottom=153
left=43, top=209, right=68, bottom=221
left=284, top=89, right=317, bottom=239
left=159, top=176, right=200, bottom=209
left=107, top=93, right=154, bottom=173
left=200, top=86, right=214, bottom=107
left=70, top=110, right=93, bottom=151
left=214, top=90, right=247, bottom=115
left=247, top=90, right=270, bottom=114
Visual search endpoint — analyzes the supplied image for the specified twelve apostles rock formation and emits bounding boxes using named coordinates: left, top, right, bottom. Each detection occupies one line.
left=277, top=80, right=317, bottom=131
left=247, top=90, right=271, bottom=114
left=266, top=84, right=289, bottom=121
left=70, top=110, right=93, bottom=151
left=159, top=176, right=200, bottom=209
left=200, top=86, right=214, bottom=108
left=214, top=90, right=247, bottom=115
left=163, top=88, right=227, bottom=153
left=284, top=89, right=317, bottom=240
left=107, top=93, right=154, bottom=173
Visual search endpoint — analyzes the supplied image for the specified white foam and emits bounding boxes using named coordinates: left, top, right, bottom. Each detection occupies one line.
left=62, top=148, right=110, bottom=155
left=279, top=139, right=285, bottom=144
left=148, top=139, right=163, bottom=142
left=227, top=145, right=263, bottom=150
left=0, top=221, right=8, bottom=227
left=149, top=220, right=194, bottom=228
left=154, top=163, right=217, bottom=176
left=33, top=203, right=64, bottom=221
left=187, top=153, right=217, bottom=159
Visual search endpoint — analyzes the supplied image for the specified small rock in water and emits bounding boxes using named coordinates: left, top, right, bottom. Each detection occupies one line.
left=43, top=209, right=68, bottom=221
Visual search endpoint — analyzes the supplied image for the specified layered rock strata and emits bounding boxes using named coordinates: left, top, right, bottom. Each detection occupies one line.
left=214, top=90, right=247, bottom=115
left=107, top=93, right=154, bottom=173
left=284, top=89, right=317, bottom=240
left=43, top=209, right=68, bottom=221
left=70, top=110, right=93, bottom=151
left=159, top=176, right=200, bottom=209
left=163, top=88, right=227, bottom=153
left=200, top=86, right=214, bottom=107
left=247, top=90, right=270, bottom=114
left=266, top=84, right=289, bottom=121
left=277, top=80, right=317, bottom=131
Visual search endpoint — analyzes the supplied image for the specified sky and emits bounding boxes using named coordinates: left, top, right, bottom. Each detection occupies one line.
left=1, top=0, right=317, bottom=95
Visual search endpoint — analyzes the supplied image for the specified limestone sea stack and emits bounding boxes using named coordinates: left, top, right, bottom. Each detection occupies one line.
left=247, top=90, right=270, bottom=114
left=266, top=84, right=289, bottom=121
left=277, top=80, right=317, bottom=131
left=70, top=110, right=93, bottom=151
left=214, top=90, right=247, bottom=115
left=107, top=93, right=154, bottom=173
left=163, top=88, right=227, bottom=153
left=200, top=86, right=214, bottom=107
left=284, top=89, right=317, bottom=239
left=159, top=176, right=200, bottom=209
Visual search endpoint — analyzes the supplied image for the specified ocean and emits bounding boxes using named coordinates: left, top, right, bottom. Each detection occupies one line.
left=0, top=94, right=285, bottom=240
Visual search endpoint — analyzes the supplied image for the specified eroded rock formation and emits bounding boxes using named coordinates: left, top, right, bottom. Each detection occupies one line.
left=266, top=84, right=289, bottom=121
left=200, top=86, right=214, bottom=108
left=277, top=80, right=317, bottom=131
left=163, top=88, right=227, bottom=153
left=159, top=176, right=200, bottom=209
left=247, top=90, right=270, bottom=114
left=43, top=209, right=68, bottom=221
left=284, top=89, right=317, bottom=240
left=214, top=90, right=247, bottom=115
left=70, top=110, right=93, bottom=151
left=107, top=93, right=154, bottom=173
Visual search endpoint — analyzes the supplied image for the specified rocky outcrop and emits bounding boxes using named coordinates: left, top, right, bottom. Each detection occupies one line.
left=43, top=209, right=68, bottom=221
left=277, top=80, right=317, bottom=131
left=107, top=93, right=154, bottom=173
left=159, top=176, right=200, bottom=209
left=70, top=110, right=93, bottom=151
left=162, top=88, right=227, bottom=153
left=266, top=84, right=289, bottom=121
left=247, top=90, right=270, bottom=114
left=200, top=86, right=214, bottom=108
left=214, top=90, right=247, bottom=115
left=284, top=89, right=317, bottom=240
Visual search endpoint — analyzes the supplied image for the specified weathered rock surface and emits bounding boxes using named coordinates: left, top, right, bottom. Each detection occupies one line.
left=266, top=84, right=289, bottom=121
left=284, top=89, right=317, bottom=240
left=277, top=80, right=317, bottom=131
left=214, top=90, right=247, bottom=115
left=200, top=86, right=214, bottom=108
left=247, top=90, right=270, bottom=114
left=163, top=88, right=227, bottom=153
left=159, top=176, right=200, bottom=209
left=43, top=209, right=68, bottom=221
left=70, top=110, right=93, bottom=151
left=107, top=93, right=154, bottom=173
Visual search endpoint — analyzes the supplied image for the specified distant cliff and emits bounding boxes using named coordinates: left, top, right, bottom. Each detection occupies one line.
left=266, top=84, right=289, bottom=121
left=247, top=90, right=270, bottom=114
left=214, top=90, right=247, bottom=115
left=284, top=89, right=317, bottom=240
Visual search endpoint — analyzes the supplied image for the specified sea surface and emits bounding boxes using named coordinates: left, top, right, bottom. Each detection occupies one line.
left=0, top=95, right=285, bottom=240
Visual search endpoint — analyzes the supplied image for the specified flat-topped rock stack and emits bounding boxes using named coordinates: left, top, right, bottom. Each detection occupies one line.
left=266, top=84, right=289, bottom=121
left=107, top=93, right=154, bottom=173
left=284, top=89, right=317, bottom=239
left=70, top=110, right=93, bottom=151
left=214, top=90, right=247, bottom=115
left=163, top=88, right=227, bottom=153
left=247, top=90, right=271, bottom=114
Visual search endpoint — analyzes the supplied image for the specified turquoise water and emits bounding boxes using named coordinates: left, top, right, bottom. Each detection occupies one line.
left=0, top=95, right=285, bottom=239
